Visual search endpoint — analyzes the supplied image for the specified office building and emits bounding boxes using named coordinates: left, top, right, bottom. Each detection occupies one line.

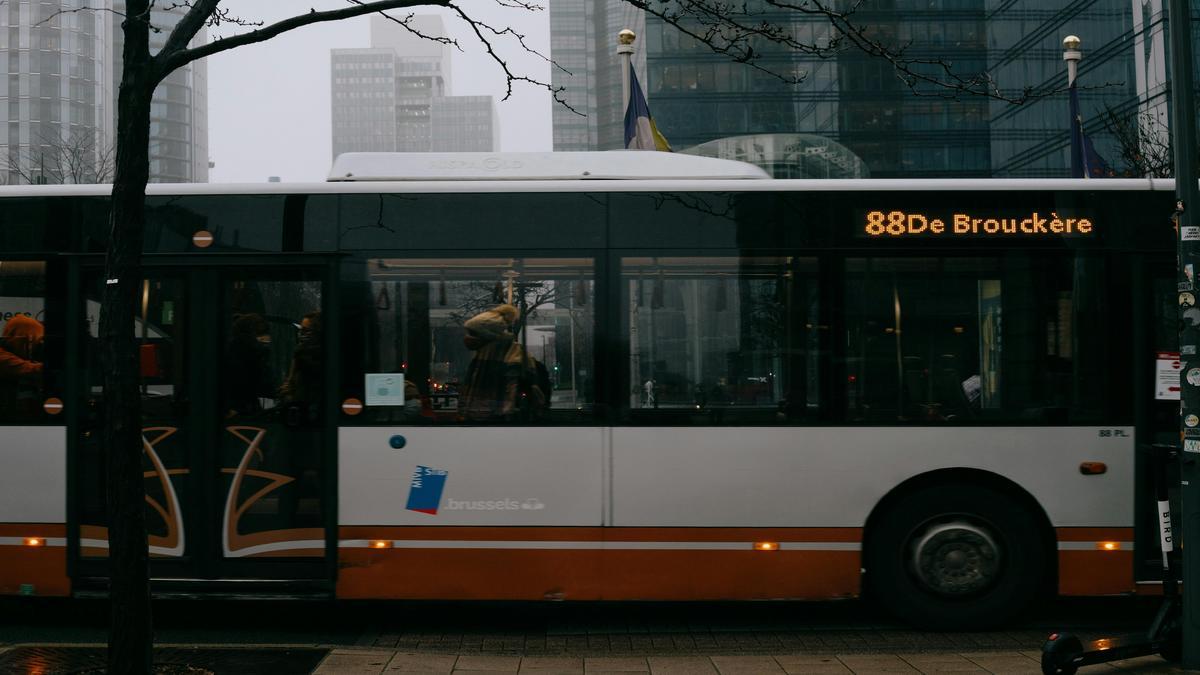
left=112, top=1, right=208, bottom=183
left=550, top=0, right=645, bottom=151
left=1, top=0, right=115, bottom=184
left=0, top=1, right=207, bottom=185
left=432, top=96, right=500, bottom=152
left=332, top=15, right=497, bottom=156
left=552, top=0, right=1182, bottom=178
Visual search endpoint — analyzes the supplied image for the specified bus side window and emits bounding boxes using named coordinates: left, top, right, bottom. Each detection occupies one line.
left=843, top=255, right=1109, bottom=424
left=345, top=257, right=596, bottom=425
left=621, top=256, right=821, bottom=425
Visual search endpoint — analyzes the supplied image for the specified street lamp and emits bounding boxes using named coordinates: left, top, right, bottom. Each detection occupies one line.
left=1062, top=35, right=1081, bottom=84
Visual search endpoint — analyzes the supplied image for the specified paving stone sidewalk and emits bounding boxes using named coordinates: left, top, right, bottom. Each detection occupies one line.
left=312, top=648, right=1187, bottom=674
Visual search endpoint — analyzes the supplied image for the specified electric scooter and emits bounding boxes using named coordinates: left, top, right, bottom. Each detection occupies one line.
left=1040, top=443, right=1182, bottom=675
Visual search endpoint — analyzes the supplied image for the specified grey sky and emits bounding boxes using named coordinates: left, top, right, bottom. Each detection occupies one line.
left=206, top=1, right=554, bottom=183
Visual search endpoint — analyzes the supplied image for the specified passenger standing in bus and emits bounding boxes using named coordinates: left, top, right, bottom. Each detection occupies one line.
left=460, top=304, right=541, bottom=422
left=280, top=311, right=323, bottom=424
left=224, top=313, right=275, bottom=417
left=0, top=314, right=44, bottom=418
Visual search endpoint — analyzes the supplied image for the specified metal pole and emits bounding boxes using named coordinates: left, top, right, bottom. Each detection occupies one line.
left=618, top=29, right=635, bottom=123
left=1168, top=0, right=1200, bottom=663
left=1063, top=36, right=1086, bottom=179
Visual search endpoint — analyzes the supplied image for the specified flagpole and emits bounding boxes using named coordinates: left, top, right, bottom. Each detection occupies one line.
left=1063, top=36, right=1088, bottom=179
left=618, top=29, right=635, bottom=121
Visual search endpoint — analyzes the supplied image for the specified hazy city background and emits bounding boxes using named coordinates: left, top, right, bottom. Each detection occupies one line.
left=0, top=0, right=1180, bottom=182
left=208, top=1, right=553, bottom=183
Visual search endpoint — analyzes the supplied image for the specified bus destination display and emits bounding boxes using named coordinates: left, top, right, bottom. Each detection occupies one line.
left=861, top=209, right=1094, bottom=239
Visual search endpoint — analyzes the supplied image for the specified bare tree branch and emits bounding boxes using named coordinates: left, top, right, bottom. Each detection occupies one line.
left=1100, top=102, right=1174, bottom=177
left=6, top=130, right=114, bottom=185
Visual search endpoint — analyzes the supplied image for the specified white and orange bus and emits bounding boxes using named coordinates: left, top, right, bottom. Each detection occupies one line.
left=0, top=153, right=1179, bottom=628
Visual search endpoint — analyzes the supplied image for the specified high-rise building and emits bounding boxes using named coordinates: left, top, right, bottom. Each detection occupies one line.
left=550, top=0, right=645, bottom=151
left=551, top=0, right=1186, bottom=178
left=1, top=0, right=115, bottom=185
left=112, top=1, right=209, bottom=183
left=432, top=96, right=500, bottom=151
left=985, top=0, right=1169, bottom=177
left=332, top=15, right=497, bottom=156
left=0, top=1, right=207, bottom=185
left=642, top=2, right=991, bottom=178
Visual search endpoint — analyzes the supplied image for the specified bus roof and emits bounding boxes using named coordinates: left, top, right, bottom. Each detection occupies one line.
left=0, top=177, right=1179, bottom=198
left=327, top=152, right=772, bottom=181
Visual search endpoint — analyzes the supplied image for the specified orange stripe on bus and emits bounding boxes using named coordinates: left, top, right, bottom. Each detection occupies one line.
left=336, top=548, right=860, bottom=601
left=1058, top=550, right=1134, bottom=595
left=0, top=524, right=69, bottom=597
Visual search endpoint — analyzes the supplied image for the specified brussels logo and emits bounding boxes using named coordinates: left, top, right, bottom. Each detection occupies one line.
left=405, top=465, right=448, bottom=515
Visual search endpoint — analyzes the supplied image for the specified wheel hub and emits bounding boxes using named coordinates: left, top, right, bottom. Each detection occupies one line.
left=910, top=521, right=1000, bottom=596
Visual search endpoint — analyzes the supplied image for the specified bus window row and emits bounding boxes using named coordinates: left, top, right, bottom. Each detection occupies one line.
left=344, top=253, right=1124, bottom=426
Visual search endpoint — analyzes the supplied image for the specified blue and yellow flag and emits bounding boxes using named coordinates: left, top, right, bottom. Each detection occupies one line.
left=1068, top=79, right=1111, bottom=178
left=624, top=64, right=671, bottom=151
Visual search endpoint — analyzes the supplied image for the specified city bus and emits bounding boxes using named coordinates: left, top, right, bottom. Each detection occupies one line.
left=0, top=152, right=1180, bottom=629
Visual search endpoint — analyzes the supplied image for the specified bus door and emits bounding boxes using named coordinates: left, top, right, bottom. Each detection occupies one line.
left=74, top=266, right=331, bottom=589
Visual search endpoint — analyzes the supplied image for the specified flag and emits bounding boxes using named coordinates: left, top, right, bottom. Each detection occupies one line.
left=624, top=63, right=671, bottom=151
left=1069, top=79, right=1112, bottom=178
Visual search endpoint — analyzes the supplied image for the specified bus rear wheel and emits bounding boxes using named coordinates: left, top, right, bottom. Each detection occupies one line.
left=865, top=483, right=1048, bottom=630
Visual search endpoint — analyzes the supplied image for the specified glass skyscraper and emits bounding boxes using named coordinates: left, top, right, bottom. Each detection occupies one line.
left=1, top=0, right=114, bottom=184
left=1, top=1, right=207, bottom=185
left=550, top=0, right=646, bottom=151
left=552, top=0, right=1192, bottom=178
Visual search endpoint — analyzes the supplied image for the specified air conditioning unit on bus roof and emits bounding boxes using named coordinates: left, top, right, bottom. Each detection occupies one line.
left=327, top=152, right=771, bottom=182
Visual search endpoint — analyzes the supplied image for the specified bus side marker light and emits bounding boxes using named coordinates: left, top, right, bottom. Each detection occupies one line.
left=370, top=540, right=393, bottom=550
left=753, top=542, right=779, bottom=552
left=1079, top=462, right=1107, bottom=475
left=24, top=537, right=44, bottom=547
left=1097, top=542, right=1120, bottom=551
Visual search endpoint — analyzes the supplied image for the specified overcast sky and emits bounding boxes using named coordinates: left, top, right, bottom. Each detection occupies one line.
left=206, top=2, right=553, bottom=183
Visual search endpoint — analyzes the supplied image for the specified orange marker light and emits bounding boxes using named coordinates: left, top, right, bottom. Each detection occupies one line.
left=1079, top=462, right=1108, bottom=475
left=370, top=540, right=393, bottom=550
left=24, top=537, right=44, bottom=547
left=753, top=541, right=779, bottom=552
left=1097, top=541, right=1121, bottom=551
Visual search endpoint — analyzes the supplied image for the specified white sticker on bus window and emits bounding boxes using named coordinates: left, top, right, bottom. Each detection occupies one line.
left=1185, top=439, right=1200, bottom=454
left=365, top=373, right=405, bottom=406
left=1184, top=226, right=1200, bottom=241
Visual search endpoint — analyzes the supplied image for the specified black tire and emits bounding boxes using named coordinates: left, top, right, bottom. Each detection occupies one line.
left=865, top=483, right=1049, bottom=630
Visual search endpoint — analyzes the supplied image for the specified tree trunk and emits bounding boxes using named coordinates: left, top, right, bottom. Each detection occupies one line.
left=104, top=5, right=155, bottom=672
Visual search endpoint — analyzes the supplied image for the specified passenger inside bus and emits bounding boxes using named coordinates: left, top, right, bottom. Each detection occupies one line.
left=459, top=304, right=548, bottom=423
left=224, top=312, right=275, bottom=417
left=0, top=314, right=44, bottom=418
left=280, top=311, right=323, bottom=424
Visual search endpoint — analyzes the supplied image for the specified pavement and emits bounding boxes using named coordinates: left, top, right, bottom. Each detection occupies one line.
left=0, top=598, right=1193, bottom=674
left=308, top=649, right=1188, bottom=674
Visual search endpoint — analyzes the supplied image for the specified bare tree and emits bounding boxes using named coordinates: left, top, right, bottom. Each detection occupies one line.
left=1099, top=102, right=1175, bottom=178
left=79, top=1, right=1064, bottom=672
left=6, top=130, right=115, bottom=185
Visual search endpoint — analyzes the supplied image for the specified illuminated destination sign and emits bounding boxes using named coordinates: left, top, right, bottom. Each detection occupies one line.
left=861, top=210, right=1094, bottom=238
